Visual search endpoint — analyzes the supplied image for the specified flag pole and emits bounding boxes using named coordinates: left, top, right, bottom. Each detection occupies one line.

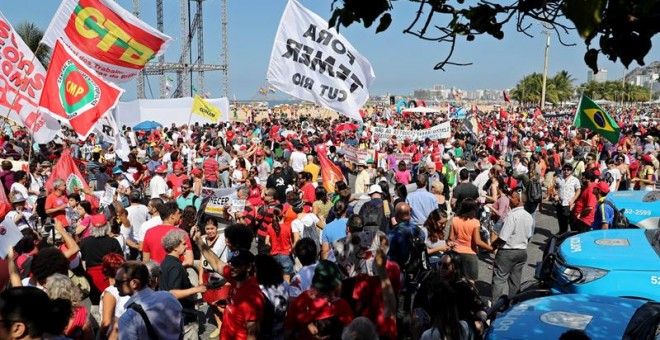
left=573, top=93, right=584, bottom=126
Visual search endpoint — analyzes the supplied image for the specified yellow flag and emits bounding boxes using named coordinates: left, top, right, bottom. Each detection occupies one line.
left=191, top=95, right=221, bottom=122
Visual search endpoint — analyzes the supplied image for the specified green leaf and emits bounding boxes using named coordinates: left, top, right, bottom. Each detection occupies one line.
left=562, top=0, right=606, bottom=39
left=584, top=48, right=599, bottom=73
left=376, top=13, right=392, bottom=33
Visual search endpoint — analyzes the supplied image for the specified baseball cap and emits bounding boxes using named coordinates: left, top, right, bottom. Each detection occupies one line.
left=191, top=168, right=202, bottom=176
left=174, top=162, right=184, bottom=170
left=594, top=181, right=610, bottom=195
left=368, top=184, right=383, bottom=195
left=156, top=165, right=168, bottom=173
left=227, top=249, right=255, bottom=267
left=91, top=214, right=108, bottom=228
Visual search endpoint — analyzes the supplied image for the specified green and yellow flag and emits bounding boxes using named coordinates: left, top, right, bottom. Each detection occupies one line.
left=573, top=94, right=620, bottom=144
left=191, top=95, right=221, bottom=122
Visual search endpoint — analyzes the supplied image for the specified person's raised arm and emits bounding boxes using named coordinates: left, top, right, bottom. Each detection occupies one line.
left=55, top=219, right=79, bottom=259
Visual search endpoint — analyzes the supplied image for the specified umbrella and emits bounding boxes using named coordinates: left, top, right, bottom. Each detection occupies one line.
left=133, top=121, right=163, bottom=131
left=335, top=123, right=359, bottom=133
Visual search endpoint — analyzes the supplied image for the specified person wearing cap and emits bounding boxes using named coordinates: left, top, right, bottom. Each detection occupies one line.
left=591, top=181, right=614, bottom=230
left=358, top=184, right=393, bottom=233
left=80, top=213, right=123, bottom=304
left=203, top=148, right=221, bottom=188
left=354, top=161, right=370, bottom=195
left=189, top=167, right=203, bottom=196
left=571, top=168, right=600, bottom=233
left=192, top=226, right=265, bottom=340
left=2, top=193, right=33, bottom=231
left=551, top=163, right=581, bottom=235
left=632, top=154, right=657, bottom=191
left=167, top=163, right=188, bottom=199
left=149, top=165, right=171, bottom=201
left=284, top=260, right=354, bottom=339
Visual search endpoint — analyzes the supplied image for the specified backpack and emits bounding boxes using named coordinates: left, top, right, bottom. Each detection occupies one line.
left=527, top=180, right=542, bottom=203
left=604, top=200, right=630, bottom=229
left=395, top=225, right=429, bottom=279
left=360, top=200, right=390, bottom=233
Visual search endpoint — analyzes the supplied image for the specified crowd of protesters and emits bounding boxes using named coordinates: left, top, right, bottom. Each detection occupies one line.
left=0, top=103, right=657, bottom=340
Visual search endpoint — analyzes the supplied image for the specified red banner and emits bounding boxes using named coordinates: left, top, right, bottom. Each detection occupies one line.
left=316, top=144, right=345, bottom=194
left=39, top=40, right=123, bottom=138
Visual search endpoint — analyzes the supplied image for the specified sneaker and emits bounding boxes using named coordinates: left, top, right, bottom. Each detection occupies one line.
left=209, top=328, right=220, bottom=339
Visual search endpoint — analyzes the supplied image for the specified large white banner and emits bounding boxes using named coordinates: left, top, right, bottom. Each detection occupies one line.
left=267, top=0, right=375, bottom=123
left=200, top=187, right=237, bottom=217
left=372, top=121, right=451, bottom=142
left=0, top=12, right=61, bottom=144
left=42, top=0, right=171, bottom=83
left=114, top=97, right=230, bottom=129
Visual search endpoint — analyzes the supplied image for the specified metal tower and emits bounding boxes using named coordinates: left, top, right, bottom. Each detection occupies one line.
left=136, top=0, right=229, bottom=99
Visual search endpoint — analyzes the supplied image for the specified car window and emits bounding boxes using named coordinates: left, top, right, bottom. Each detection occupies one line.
left=641, top=191, right=660, bottom=203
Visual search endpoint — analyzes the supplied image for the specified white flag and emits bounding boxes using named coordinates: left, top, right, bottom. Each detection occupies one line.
left=267, top=0, right=375, bottom=123
left=0, top=12, right=61, bottom=144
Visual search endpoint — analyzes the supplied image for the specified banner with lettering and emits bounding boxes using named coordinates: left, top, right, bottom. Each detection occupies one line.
left=0, top=12, right=61, bottom=144
left=201, top=187, right=237, bottom=217
left=267, top=0, right=375, bottom=123
left=372, top=121, right=451, bottom=142
left=40, top=40, right=124, bottom=139
left=42, top=0, right=172, bottom=82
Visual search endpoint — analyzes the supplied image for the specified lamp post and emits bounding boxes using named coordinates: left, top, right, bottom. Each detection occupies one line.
left=540, top=30, right=551, bottom=110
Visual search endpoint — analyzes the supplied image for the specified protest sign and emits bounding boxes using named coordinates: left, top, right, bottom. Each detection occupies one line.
left=0, top=12, right=61, bottom=144
left=229, top=199, right=247, bottom=215
left=0, top=159, right=28, bottom=172
left=42, top=0, right=171, bottom=82
left=201, top=187, right=237, bottom=217
left=267, top=0, right=375, bottom=122
left=0, top=222, right=23, bottom=258
left=372, top=121, right=451, bottom=142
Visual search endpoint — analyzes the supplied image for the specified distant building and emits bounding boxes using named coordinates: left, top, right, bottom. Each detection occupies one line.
left=587, top=69, right=608, bottom=83
left=631, top=73, right=659, bottom=87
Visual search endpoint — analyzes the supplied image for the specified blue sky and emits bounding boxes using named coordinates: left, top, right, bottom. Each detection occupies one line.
left=3, top=0, right=660, bottom=100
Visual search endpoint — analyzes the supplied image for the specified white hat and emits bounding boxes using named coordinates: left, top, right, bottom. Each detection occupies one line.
left=368, top=184, right=383, bottom=195
left=357, top=161, right=367, bottom=167
left=444, top=143, right=453, bottom=149
left=442, top=153, right=451, bottom=160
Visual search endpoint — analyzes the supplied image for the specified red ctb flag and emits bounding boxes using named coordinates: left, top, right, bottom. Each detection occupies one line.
left=42, top=0, right=171, bottom=82
left=503, top=91, right=511, bottom=103
left=316, top=144, right=345, bottom=194
left=45, top=149, right=90, bottom=196
left=39, top=40, right=124, bottom=138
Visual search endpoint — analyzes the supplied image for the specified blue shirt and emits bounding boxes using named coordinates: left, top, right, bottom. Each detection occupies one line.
left=592, top=198, right=615, bottom=230
left=176, top=193, right=201, bottom=211
left=387, top=221, right=425, bottom=269
left=118, top=288, right=183, bottom=340
left=321, top=218, right=348, bottom=244
left=406, top=188, right=438, bottom=226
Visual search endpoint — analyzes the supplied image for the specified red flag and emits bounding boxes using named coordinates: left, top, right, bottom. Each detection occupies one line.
left=499, top=108, right=509, bottom=120
left=503, top=91, right=511, bottom=103
left=533, top=107, right=543, bottom=119
left=45, top=149, right=91, bottom=197
left=39, top=40, right=124, bottom=138
left=316, top=144, right=345, bottom=194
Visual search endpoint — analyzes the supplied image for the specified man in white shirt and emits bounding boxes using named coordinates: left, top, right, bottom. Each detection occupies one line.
left=149, top=165, right=171, bottom=201
left=136, top=198, right=164, bottom=247
left=603, top=158, right=621, bottom=192
left=126, top=192, right=149, bottom=240
left=289, top=144, right=308, bottom=173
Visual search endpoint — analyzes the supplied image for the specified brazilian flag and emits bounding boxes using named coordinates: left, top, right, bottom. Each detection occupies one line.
left=573, top=94, right=621, bottom=144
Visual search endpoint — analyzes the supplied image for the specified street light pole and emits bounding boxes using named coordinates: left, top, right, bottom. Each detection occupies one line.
left=541, top=30, right=551, bottom=110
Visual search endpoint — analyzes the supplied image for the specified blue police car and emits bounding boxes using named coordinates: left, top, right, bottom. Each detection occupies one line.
left=606, top=190, right=660, bottom=229
left=485, top=294, right=660, bottom=339
left=536, top=229, right=660, bottom=301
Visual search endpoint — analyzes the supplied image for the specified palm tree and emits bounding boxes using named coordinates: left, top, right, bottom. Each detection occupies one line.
left=550, top=70, right=575, bottom=104
left=14, top=22, right=50, bottom=67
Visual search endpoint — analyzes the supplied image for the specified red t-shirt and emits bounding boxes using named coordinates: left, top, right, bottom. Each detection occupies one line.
left=284, top=290, right=354, bottom=339
left=142, top=225, right=193, bottom=264
left=353, top=264, right=400, bottom=338
left=166, top=174, right=188, bottom=199
left=220, top=266, right=264, bottom=340
left=300, top=183, right=316, bottom=205
left=203, top=158, right=219, bottom=182
left=573, top=182, right=598, bottom=225
left=266, top=222, right=292, bottom=256
left=226, top=130, right=235, bottom=143
left=45, top=192, right=69, bottom=227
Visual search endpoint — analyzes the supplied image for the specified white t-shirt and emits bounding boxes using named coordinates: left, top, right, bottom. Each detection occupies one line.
left=289, top=263, right=317, bottom=298
left=604, top=168, right=621, bottom=193
left=10, top=182, right=29, bottom=201
left=291, top=214, right=320, bottom=243
left=201, top=234, right=228, bottom=275
left=99, top=286, right=130, bottom=320
left=149, top=175, right=168, bottom=200
left=126, top=204, right=149, bottom=238
left=290, top=151, right=307, bottom=173
left=136, top=216, right=162, bottom=242
left=3, top=210, right=32, bottom=231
